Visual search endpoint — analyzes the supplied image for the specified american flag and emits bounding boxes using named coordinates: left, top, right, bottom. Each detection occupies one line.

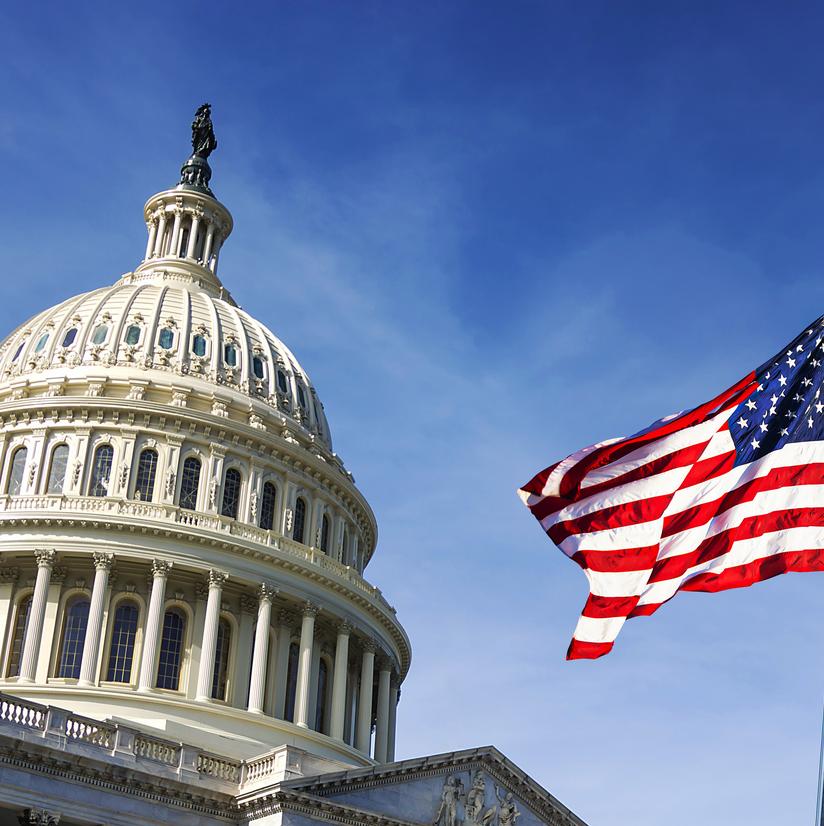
left=519, top=315, right=824, bottom=660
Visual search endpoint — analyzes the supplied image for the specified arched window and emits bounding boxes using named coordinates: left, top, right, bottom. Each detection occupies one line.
left=293, top=497, right=306, bottom=543
left=259, top=482, right=276, bottom=531
left=211, top=618, right=231, bottom=700
left=156, top=609, right=186, bottom=690
left=221, top=468, right=241, bottom=519
left=284, top=641, right=300, bottom=722
left=88, top=444, right=113, bottom=497
left=277, top=370, right=288, bottom=394
left=6, top=594, right=32, bottom=677
left=224, top=343, right=238, bottom=367
left=252, top=356, right=265, bottom=380
left=315, top=657, right=330, bottom=733
left=124, top=325, right=141, bottom=346
left=192, top=334, right=207, bottom=357
left=61, top=328, right=77, bottom=348
left=320, top=514, right=330, bottom=553
left=133, top=448, right=158, bottom=501
left=46, top=444, right=69, bottom=494
left=341, top=526, right=349, bottom=564
left=7, top=447, right=27, bottom=495
left=158, top=328, right=174, bottom=350
left=91, top=324, right=108, bottom=345
left=105, top=601, right=139, bottom=683
left=34, top=332, right=49, bottom=353
left=179, top=456, right=201, bottom=511
left=57, top=598, right=90, bottom=678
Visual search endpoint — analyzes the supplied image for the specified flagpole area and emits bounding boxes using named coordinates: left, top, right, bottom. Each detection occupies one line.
left=816, top=703, right=824, bottom=825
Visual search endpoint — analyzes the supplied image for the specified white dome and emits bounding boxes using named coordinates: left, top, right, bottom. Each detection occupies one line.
left=0, top=271, right=334, bottom=451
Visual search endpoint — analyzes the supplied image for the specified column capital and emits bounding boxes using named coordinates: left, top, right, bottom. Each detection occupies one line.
left=207, top=569, right=228, bottom=589
left=258, top=583, right=278, bottom=603
left=337, top=620, right=354, bottom=636
left=362, top=638, right=378, bottom=655
left=92, top=552, right=114, bottom=571
left=18, top=810, right=60, bottom=826
left=151, top=559, right=173, bottom=578
left=302, top=601, right=319, bottom=618
left=33, top=549, right=56, bottom=568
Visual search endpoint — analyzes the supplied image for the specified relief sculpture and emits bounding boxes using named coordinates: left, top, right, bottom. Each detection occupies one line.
left=434, top=773, right=521, bottom=826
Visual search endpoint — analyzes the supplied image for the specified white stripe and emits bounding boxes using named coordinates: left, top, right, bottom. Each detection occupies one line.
left=572, top=614, right=626, bottom=644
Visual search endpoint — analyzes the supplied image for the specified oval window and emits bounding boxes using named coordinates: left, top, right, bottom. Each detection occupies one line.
left=158, top=328, right=174, bottom=350
left=125, top=325, right=141, bottom=346
left=34, top=333, right=49, bottom=353
left=297, top=383, right=307, bottom=408
left=12, top=342, right=25, bottom=361
left=61, top=328, right=77, bottom=348
left=192, top=334, right=207, bottom=357
left=277, top=370, right=288, bottom=394
left=91, top=324, right=108, bottom=345
left=253, top=356, right=265, bottom=379
left=224, top=343, right=237, bottom=367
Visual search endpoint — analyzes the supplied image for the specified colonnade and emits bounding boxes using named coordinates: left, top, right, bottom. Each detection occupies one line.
left=4, top=550, right=401, bottom=762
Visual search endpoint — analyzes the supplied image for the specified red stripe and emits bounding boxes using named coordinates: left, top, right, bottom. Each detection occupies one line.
left=532, top=438, right=710, bottom=523
left=519, top=461, right=562, bottom=498
left=566, top=639, right=614, bottom=661
left=651, top=506, right=824, bottom=583
left=678, top=447, right=735, bottom=489
left=572, top=545, right=659, bottom=573
left=558, top=373, right=756, bottom=499
left=662, top=462, right=824, bottom=539
left=549, top=493, right=672, bottom=543
left=581, top=593, right=641, bottom=618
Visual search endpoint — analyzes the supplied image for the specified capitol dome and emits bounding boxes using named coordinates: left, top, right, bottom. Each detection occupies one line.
left=0, top=105, right=409, bottom=769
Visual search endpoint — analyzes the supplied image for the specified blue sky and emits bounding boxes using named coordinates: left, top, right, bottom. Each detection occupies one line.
left=3, top=3, right=824, bottom=824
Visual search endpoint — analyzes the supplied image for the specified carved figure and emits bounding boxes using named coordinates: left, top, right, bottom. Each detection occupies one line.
left=191, top=103, right=217, bottom=158
left=495, top=788, right=520, bottom=826
left=464, top=772, right=487, bottom=825
left=433, top=776, right=464, bottom=826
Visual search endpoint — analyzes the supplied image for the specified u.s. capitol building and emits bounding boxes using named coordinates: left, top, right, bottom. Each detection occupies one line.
left=0, top=107, right=587, bottom=826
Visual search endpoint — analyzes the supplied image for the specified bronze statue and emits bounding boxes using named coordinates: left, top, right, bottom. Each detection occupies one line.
left=191, top=103, right=217, bottom=159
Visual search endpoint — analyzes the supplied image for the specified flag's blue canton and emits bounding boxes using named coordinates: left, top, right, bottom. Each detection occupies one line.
left=729, top=315, right=824, bottom=467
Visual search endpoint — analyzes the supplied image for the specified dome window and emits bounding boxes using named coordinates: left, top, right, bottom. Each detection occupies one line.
left=252, top=356, right=265, bottom=380
left=296, top=383, right=307, bottom=408
left=158, top=327, right=175, bottom=350
left=156, top=609, right=186, bottom=690
left=259, top=481, right=277, bottom=531
left=57, top=598, right=90, bottom=679
left=7, top=447, right=27, bottom=496
left=133, top=448, right=158, bottom=501
left=6, top=595, right=32, bottom=677
left=293, top=496, right=307, bottom=543
left=91, top=324, right=108, bottom=346
left=211, top=618, right=231, bottom=700
left=277, top=369, right=288, bottom=394
left=11, top=341, right=25, bottom=362
left=89, top=444, right=114, bottom=497
left=220, top=468, right=242, bottom=519
left=179, top=456, right=201, bottom=510
left=46, top=444, right=69, bottom=494
left=61, top=328, right=78, bottom=348
left=224, top=342, right=238, bottom=367
left=105, top=601, right=139, bottom=683
left=124, top=325, right=141, bottom=346
left=34, top=333, right=49, bottom=353
left=192, top=334, right=207, bottom=357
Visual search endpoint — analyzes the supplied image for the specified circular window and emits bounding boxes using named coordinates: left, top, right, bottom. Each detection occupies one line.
left=61, top=328, right=77, bottom=348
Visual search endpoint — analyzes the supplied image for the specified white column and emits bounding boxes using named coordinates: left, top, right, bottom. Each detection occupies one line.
left=374, top=661, right=392, bottom=763
left=168, top=209, right=183, bottom=258
left=138, top=560, right=172, bottom=691
left=153, top=212, right=167, bottom=256
left=294, top=602, right=318, bottom=728
left=19, top=550, right=55, bottom=683
left=202, top=222, right=215, bottom=265
left=78, top=553, right=114, bottom=686
left=388, top=679, right=399, bottom=761
left=195, top=570, right=228, bottom=701
left=247, top=584, right=276, bottom=713
left=273, top=610, right=293, bottom=719
left=329, top=621, right=351, bottom=741
left=145, top=219, right=158, bottom=260
left=186, top=215, right=201, bottom=259
left=355, top=640, right=376, bottom=754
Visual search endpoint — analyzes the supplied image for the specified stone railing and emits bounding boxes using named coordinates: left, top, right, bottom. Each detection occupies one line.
left=0, top=494, right=396, bottom=617
left=0, top=690, right=309, bottom=792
